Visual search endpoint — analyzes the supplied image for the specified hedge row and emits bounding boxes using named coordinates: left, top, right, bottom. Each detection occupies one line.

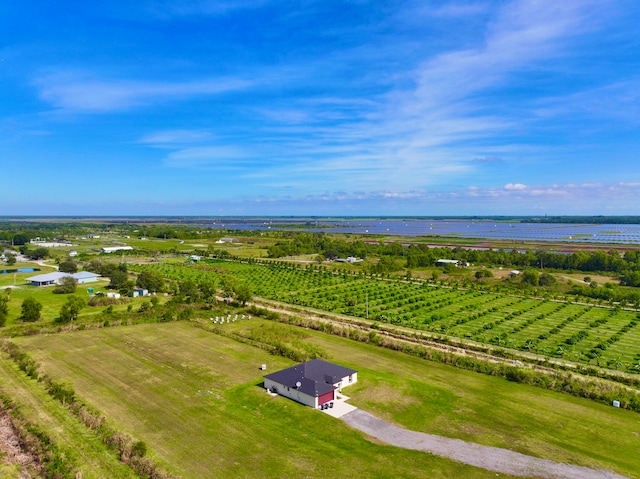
left=0, top=340, right=178, bottom=479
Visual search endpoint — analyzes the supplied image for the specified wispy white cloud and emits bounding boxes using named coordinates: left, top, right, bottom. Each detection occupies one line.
left=130, top=0, right=636, bottom=201
left=138, top=129, right=214, bottom=146
left=163, top=146, right=251, bottom=167
left=534, top=80, right=640, bottom=124
left=34, top=73, right=252, bottom=112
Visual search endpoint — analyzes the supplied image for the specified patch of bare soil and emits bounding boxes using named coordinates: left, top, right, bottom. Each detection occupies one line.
left=0, top=409, right=41, bottom=479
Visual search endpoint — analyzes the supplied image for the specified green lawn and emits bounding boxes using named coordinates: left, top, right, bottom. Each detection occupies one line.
left=13, top=320, right=640, bottom=478
left=9, top=322, right=514, bottom=479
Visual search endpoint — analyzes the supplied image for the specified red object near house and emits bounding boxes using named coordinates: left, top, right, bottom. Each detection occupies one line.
left=318, top=390, right=334, bottom=406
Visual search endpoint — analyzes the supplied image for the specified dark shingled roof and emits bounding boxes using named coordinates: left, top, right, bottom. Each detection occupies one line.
left=264, top=359, right=357, bottom=398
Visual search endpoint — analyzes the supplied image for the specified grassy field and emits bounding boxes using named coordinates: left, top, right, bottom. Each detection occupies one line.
left=12, top=320, right=640, bottom=478
left=0, top=353, right=138, bottom=479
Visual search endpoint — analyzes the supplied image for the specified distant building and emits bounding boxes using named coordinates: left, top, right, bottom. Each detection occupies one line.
left=189, top=255, right=202, bottom=261
left=216, top=237, right=236, bottom=244
left=436, top=259, right=467, bottom=267
left=264, top=359, right=357, bottom=409
left=133, top=288, right=149, bottom=297
left=335, top=257, right=363, bottom=263
left=101, top=246, right=134, bottom=253
left=27, top=271, right=100, bottom=287
left=69, top=250, right=78, bottom=257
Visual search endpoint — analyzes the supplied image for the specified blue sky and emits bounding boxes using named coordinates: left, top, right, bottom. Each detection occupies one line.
left=1, top=0, right=639, bottom=216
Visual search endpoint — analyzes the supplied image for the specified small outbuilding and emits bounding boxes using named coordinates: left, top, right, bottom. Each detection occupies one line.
left=133, top=288, right=150, bottom=297
left=264, top=359, right=357, bottom=408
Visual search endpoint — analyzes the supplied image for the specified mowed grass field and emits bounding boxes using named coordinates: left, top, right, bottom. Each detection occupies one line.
left=13, top=320, right=640, bottom=478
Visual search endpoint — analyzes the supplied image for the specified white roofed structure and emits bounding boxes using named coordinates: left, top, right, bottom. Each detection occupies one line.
left=27, top=271, right=101, bottom=287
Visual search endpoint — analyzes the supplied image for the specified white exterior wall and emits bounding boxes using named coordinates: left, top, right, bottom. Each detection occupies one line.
left=76, top=277, right=98, bottom=284
left=335, top=372, right=357, bottom=390
left=264, top=378, right=317, bottom=408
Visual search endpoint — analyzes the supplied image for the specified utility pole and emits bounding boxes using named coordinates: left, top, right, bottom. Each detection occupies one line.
left=365, top=291, right=369, bottom=320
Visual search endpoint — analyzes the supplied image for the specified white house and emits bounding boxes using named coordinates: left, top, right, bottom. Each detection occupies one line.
left=27, top=271, right=101, bottom=287
left=264, top=359, right=358, bottom=409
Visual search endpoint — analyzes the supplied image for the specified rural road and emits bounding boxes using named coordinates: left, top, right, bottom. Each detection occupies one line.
left=342, top=409, right=628, bottom=479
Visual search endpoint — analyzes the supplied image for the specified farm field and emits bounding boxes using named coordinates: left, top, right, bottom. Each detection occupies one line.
left=11, top=320, right=639, bottom=478
left=132, top=261, right=640, bottom=372
left=12, top=321, right=518, bottom=479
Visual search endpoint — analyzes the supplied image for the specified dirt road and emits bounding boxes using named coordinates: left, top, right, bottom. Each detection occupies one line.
left=342, top=409, right=628, bottom=479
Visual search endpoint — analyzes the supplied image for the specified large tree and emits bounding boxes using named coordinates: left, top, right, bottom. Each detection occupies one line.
left=58, top=259, right=78, bottom=273
left=4, top=252, right=16, bottom=266
left=234, top=284, right=253, bottom=306
left=57, top=296, right=86, bottom=323
left=27, top=247, right=49, bottom=260
left=11, top=234, right=29, bottom=246
left=521, top=270, right=539, bottom=286
left=136, top=270, right=164, bottom=293
left=20, top=297, right=42, bottom=322
left=53, top=276, right=77, bottom=294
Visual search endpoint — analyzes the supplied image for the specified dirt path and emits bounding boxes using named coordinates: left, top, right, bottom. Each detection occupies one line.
left=0, top=410, right=39, bottom=478
left=342, top=409, right=628, bottom=479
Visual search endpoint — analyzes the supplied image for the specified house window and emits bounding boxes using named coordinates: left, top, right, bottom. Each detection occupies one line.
left=349, top=375, right=353, bottom=383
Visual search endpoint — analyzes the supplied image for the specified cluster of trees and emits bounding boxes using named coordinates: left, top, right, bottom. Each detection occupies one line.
left=570, top=283, right=640, bottom=306
left=263, top=231, right=640, bottom=278
left=0, top=221, right=115, bottom=244
left=164, top=275, right=252, bottom=307
left=266, top=232, right=371, bottom=259
left=16, top=245, right=49, bottom=260
left=3, top=251, right=16, bottom=265
left=519, top=270, right=557, bottom=287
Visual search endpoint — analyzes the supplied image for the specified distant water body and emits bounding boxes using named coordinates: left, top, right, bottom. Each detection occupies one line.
left=207, top=219, right=640, bottom=244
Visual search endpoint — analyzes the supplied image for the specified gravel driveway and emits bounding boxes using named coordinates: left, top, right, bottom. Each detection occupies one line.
left=341, top=409, right=628, bottom=479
